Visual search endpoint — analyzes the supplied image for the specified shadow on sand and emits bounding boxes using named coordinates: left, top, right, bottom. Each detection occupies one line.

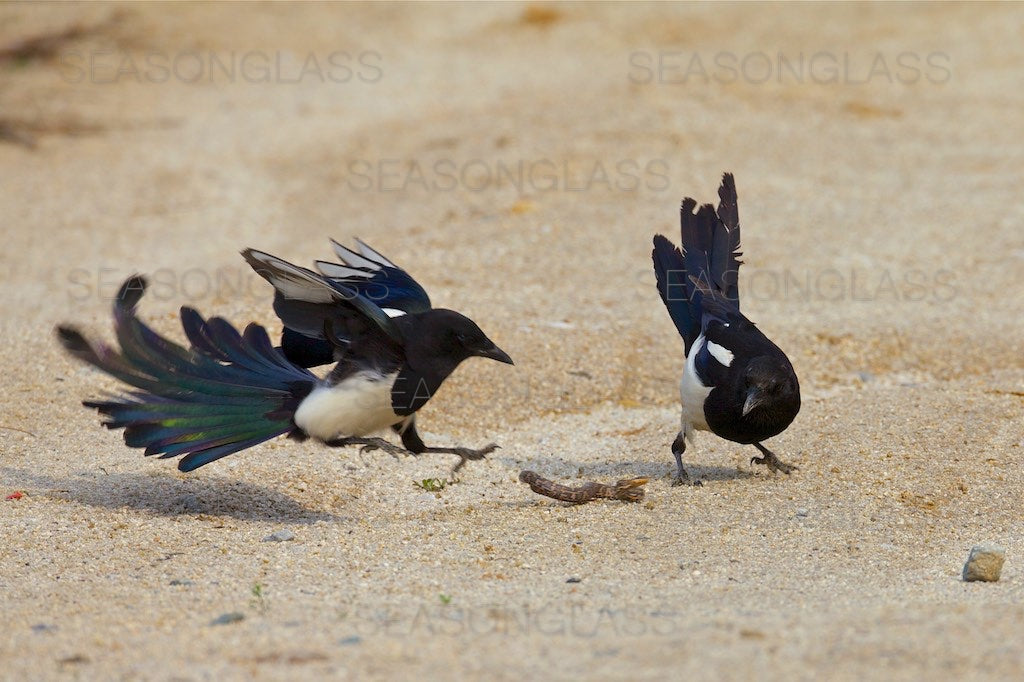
left=501, top=454, right=759, bottom=485
left=2, top=466, right=340, bottom=523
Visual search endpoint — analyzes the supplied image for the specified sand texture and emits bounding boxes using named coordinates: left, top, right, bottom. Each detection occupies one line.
left=1, top=3, right=1023, bottom=680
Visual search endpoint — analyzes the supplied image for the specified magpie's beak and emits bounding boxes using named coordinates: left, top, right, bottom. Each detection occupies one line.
left=742, top=387, right=763, bottom=417
left=476, top=344, right=514, bottom=365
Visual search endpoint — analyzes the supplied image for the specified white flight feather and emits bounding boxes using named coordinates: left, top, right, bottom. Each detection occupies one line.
left=315, top=260, right=374, bottom=280
left=355, top=238, right=397, bottom=268
left=331, top=239, right=382, bottom=270
left=247, top=250, right=336, bottom=303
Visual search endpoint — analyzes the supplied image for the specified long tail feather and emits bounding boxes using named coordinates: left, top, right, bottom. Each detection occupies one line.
left=712, top=172, right=743, bottom=302
left=653, top=173, right=744, bottom=352
left=57, top=276, right=317, bottom=471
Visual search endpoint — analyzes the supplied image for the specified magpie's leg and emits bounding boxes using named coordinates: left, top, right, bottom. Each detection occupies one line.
left=671, top=431, right=702, bottom=487
left=324, top=436, right=410, bottom=459
left=399, top=419, right=498, bottom=474
left=750, top=442, right=798, bottom=475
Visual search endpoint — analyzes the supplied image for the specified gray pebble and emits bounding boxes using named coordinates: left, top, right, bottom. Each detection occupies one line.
left=796, top=508, right=809, bottom=517
left=963, top=543, right=1005, bottom=582
left=210, top=612, right=245, bottom=626
left=262, top=529, right=296, bottom=542
left=412, top=492, right=442, bottom=509
left=31, top=623, right=57, bottom=633
left=566, top=577, right=582, bottom=583
left=338, top=635, right=362, bottom=646
left=169, top=579, right=194, bottom=586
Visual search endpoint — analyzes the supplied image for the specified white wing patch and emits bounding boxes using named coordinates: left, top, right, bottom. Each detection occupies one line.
left=355, top=239, right=397, bottom=268
left=706, top=340, right=734, bottom=367
left=331, top=239, right=383, bottom=271
left=381, top=308, right=406, bottom=318
left=315, top=260, right=374, bottom=280
left=244, top=250, right=337, bottom=303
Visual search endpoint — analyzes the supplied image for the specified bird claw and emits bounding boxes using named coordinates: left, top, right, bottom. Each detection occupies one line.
left=462, top=443, right=500, bottom=460
left=447, top=444, right=500, bottom=474
left=750, top=453, right=798, bottom=475
left=671, top=467, right=703, bottom=487
left=359, top=441, right=411, bottom=459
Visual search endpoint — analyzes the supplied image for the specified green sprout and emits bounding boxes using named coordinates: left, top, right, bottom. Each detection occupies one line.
left=414, top=478, right=447, bottom=492
left=250, top=582, right=268, bottom=614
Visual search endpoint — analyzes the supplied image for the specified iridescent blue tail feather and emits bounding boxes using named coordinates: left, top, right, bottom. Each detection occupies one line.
left=56, top=276, right=317, bottom=471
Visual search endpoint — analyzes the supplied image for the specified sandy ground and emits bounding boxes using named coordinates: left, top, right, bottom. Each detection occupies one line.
left=1, top=2, right=1023, bottom=680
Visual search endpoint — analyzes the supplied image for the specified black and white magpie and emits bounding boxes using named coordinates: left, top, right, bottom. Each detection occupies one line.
left=652, top=173, right=800, bottom=485
left=56, top=241, right=512, bottom=473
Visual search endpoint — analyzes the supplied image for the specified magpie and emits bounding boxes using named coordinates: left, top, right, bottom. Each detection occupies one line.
left=652, top=173, right=800, bottom=486
left=241, top=239, right=513, bottom=464
left=56, top=243, right=512, bottom=474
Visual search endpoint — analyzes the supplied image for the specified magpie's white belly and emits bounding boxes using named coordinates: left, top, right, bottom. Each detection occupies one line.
left=294, top=372, right=401, bottom=441
left=679, top=333, right=712, bottom=434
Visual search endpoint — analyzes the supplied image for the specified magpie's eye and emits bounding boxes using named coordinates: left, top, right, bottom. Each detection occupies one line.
left=455, top=333, right=468, bottom=344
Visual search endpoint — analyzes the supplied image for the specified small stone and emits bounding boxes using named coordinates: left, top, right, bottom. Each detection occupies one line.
left=963, top=544, right=1005, bottom=582
left=796, top=508, right=809, bottom=517
left=262, top=529, right=295, bottom=542
left=566, top=577, right=582, bottom=583
left=338, top=635, right=362, bottom=646
left=411, top=492, right=442, bottom=509
left=169, top=579, right=194, bottom=586
left=31, top=623, right=57, bottom=633
left=210, top=612, right=245, bottom=626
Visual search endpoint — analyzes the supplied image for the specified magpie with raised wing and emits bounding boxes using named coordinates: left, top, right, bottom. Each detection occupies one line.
left=652, top=173, right=800, bottom=486
left=57, top=255, right=512, bottom=474
left=242, top=239, right=512, bottom=464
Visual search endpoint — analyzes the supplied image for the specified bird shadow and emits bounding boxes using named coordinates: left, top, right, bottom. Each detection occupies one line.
left=500, top=454, right=759, bottom=484
left=1, top=466, right=340, bottom=523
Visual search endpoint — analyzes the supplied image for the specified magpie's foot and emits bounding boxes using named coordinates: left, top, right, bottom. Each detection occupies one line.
left=357, top=438, right=412, bottom=459
left=459, top=443, right=500, bottom=460
left=421, top=443, right=500, bottom=474
left=450, top=444, right=500, bottom=473
left=750, top=444, right=798, bottom=475
left=671, top=469, right=703, bottom=487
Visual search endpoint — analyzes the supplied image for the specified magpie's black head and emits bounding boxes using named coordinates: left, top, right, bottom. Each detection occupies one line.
left=402, top=309, right=513, bottom=373
left=740, top=356, right=800, bottom=425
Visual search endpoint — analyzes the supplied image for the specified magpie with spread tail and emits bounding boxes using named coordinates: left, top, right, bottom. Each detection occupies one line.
left=57, top=244, right=512, bottom=474
left=652, top=173, right=800, bottom=486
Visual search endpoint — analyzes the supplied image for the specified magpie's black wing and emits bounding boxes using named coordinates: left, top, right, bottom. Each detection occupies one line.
left=652, top=233, right=695, bottom=349
left=315, top=239, right=431, bottom=316
left=244, top=241, right=430, bottom=368
left=242, top=249, right=403, bottom=367
left=687, top=273, right=761, bottom=386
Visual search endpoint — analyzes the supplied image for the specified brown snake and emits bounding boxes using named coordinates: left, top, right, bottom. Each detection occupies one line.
left=518, top=470, right=649, bottom=504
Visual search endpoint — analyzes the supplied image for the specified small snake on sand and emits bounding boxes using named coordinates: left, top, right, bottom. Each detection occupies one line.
left=518, top=470, right=649, bottom=504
